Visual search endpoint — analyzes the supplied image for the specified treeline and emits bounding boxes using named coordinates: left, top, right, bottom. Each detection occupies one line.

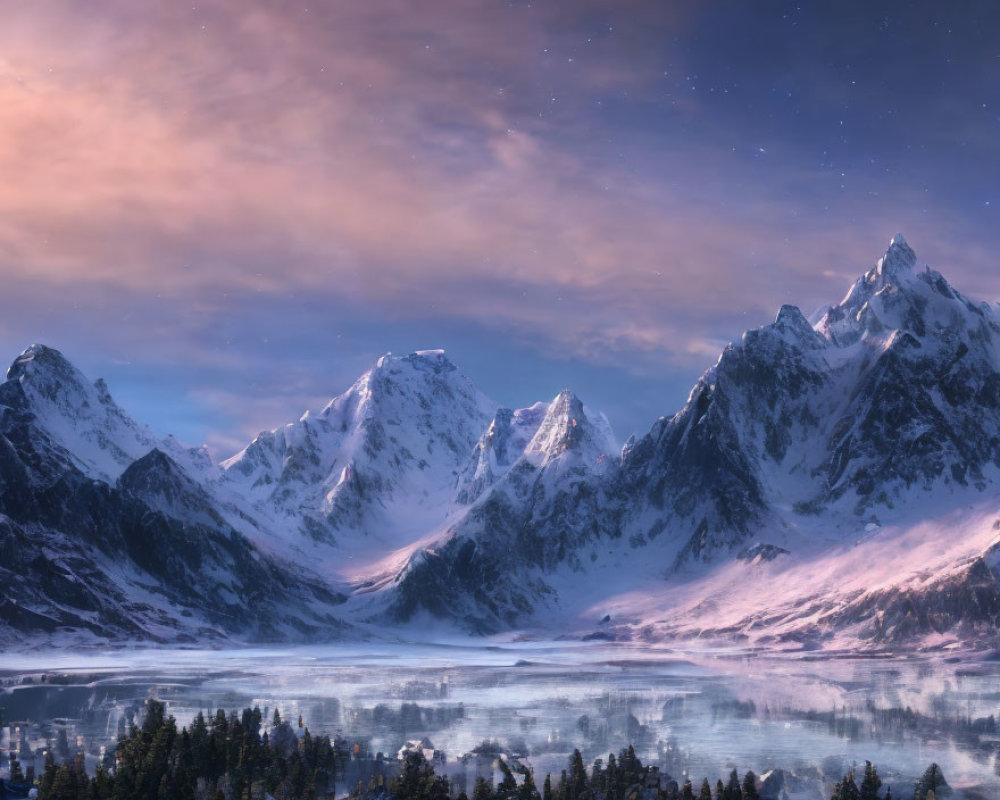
left=355, top=744, right=947, bottom=800
left=34, top=701, right=348, bottom=800
left=24, top=701, right=953, bottom=800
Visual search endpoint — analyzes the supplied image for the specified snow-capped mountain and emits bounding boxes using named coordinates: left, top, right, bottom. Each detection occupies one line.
left=3, top=344, right=209, bottom=482
left=455, top=402, right=549, bottom=505
left=613, top=234, right=1000, bottom=563
left=6, top=234, right=1000, bottom=651
left=375, top=235, right=1000, bottom=646
left=218, top=350, right=497, bottom=580
left=455, top=392, right=617, bottom=504
left=0, top=346, right=348, bottom=644
left=380, top=390, right=619, bottom=632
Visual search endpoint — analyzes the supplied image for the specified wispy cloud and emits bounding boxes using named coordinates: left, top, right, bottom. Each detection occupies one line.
left=1, top=1, right=998, bottom=448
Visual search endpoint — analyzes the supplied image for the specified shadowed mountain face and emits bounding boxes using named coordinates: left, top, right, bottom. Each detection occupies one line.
left=0, top=346, right=348, bottom=644
left=6, top=236, right=1000, bottom=647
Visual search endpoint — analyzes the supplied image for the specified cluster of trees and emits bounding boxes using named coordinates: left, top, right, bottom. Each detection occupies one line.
left=359, top=746, right=950, bottom=800
left=35, top=701, right=349, bottom=800
left=19, top=701, right=953, bottom=800
left=829, top=761, right=887, bottom=800
left=828, top=761, right=949, bottom=800
left=354, top=745, right=763, bottom=800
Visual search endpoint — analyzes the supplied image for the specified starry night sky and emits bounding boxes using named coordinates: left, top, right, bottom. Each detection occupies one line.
left=3, top=1, right=999, bottom=454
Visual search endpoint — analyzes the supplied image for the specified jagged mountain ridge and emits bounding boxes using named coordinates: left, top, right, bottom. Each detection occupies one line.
left=5, top=235, right=1000, bottom=649
left=379, top=390, right=620, bottom=632
left=380, top=235, right=1000, bottom=641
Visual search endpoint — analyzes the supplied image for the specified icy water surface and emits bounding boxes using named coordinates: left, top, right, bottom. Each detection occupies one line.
left=2, top=641, right=1000, bottom=796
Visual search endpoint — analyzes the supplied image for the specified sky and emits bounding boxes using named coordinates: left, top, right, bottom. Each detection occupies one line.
left=3, top=1, right=1000, bottom=456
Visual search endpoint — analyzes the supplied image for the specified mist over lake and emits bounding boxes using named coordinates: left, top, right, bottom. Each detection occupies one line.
left=3, top=642, right=1000, bottom=797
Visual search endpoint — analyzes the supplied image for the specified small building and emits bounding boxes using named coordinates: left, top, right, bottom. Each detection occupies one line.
left=396, top=738, right=438, bottom=763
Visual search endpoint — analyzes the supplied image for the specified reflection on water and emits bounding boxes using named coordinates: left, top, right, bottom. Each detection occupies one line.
left=1, top=642, right=999, bottom=796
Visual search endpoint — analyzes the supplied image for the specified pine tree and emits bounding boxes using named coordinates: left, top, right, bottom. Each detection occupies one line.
left=543, top=774, right=553, bottom=800
left=520, top=770, right=540, bottom=800
left=556, top=769, right=569, bottom=800
left=741, top=771, right=759, bottom=800
left=715, top=779, right=724, bottom=800
left=620, top=746, right=641, bottom=788
left=590, top=759, right=604, bottom=796
left=567, top=749, right=587, bottom=800
left=498, top=758, right=518, bottom=800
left=605, top=754, right=618, bottom=800
left=474, top=776, right=495, bottom=800
left=914, top=763, right=948, bottom=800
left=40, top=750, right=58, bottom=798
left=681, top=779, right=695, bottom=800
left=726, top=769, right=742, bottom=800
left=699, top=779, right=712, bottom=800
left=47, top=765, right=81, bottom=800
left=830, top=770, right=860, bottom=800
left=93, top=764, right=115, bottom=800
left=859, top=761, right=881, bottom=800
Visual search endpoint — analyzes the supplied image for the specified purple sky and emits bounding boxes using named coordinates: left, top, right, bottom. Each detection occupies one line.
left=3, top=1, right=999, bottom=455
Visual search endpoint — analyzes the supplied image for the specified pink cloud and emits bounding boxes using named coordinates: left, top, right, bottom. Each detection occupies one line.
left=0, top=0, right=997, bottom=386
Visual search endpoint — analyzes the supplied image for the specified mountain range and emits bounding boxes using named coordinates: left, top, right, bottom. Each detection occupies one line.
left=5, top=234, right=1000, bottom=652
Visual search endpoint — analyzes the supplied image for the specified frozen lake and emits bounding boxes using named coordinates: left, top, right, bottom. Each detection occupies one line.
left=2, top=641, right=1000, bottom=796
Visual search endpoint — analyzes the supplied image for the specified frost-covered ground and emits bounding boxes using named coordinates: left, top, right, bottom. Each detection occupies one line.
left=2, top=642, right=1000, bottom=796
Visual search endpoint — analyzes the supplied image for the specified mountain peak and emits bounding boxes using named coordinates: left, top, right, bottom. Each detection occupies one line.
left=773, top=303, right=815, bottom=334
left=7, top=343, right=78, bottom=384
left=0, top=342, right=177, bottom=482
left=552, top=387, right=582, bottom=410
left=5, top=344, right=110, bottom=415
left=523, top=389, right=616, bottom=467
left=876, top=232, right=917, bottom=276
left=373, top=349, right=455, bottom=374
left=763, top=304, right=825, bottom=351
left=454, top=402, right=549, bottom=504
left=399, top=349, right=456, bottom=373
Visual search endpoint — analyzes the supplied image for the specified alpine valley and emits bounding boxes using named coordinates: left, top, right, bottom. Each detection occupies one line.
left=5, top=235, right=1000, bottom=653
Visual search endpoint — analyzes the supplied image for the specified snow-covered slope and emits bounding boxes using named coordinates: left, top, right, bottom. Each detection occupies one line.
left=584, top=503, right=1000, bottom=652
left=218, top=350, right=497, bottom=579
